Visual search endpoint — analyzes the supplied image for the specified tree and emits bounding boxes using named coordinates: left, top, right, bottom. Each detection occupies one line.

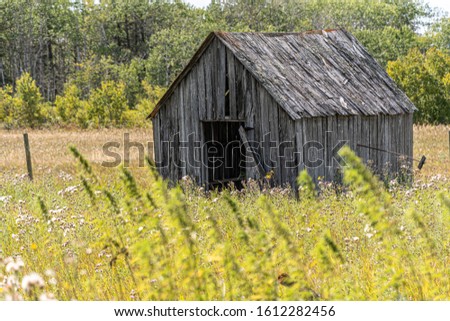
left=15, top=72, right=44, bottom=127
left=425, top=17, right=450, bottom=53
left=55, top=84, right=87, bottom=125
left=387, top=48, right=450, bottom=124
left=88, top=80, right=128, bottom=127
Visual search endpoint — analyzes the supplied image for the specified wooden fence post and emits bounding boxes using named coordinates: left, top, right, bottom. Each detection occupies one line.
left=23, top=133, right=33, bottom=181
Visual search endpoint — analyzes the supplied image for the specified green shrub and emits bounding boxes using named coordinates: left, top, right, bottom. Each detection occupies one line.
left=55, top=84, right=85, bottom=124
left=0, top=74, right=48, bottom=128
left=0, top=85, right=17, bottom=128
left=387, top=48, right=450, bottom=124
left=88, top=81, right=128, bottom=127
left=15, top=73, right=44, bottom=127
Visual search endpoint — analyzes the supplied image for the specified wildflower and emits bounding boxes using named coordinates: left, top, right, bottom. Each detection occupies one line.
left=352, top=237, right=360, bottom=242
left=48, top=278, right=58, bottom=286
left=44, top=270, right=55, bottom=277
left=0, top=196, right=12, bottom=204
left=5, top=275, right=18, bottom=289
left=21, top=273, right=45, bottom=293
left=5, top=257, right=24, bottom=273
left=86, top=248, right=93, bottom=255
left=49, top=208, right=65, bottom=215
left=57, top=185, right=79, bottom=196
left=64, top=254, right=76, bottom=264
left=39, top=293, right=57, bottom=301
left=138, top=226, right=144, bottom=233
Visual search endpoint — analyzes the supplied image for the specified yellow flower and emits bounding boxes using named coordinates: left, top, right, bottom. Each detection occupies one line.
left=31, top=243, right=38, bottom=250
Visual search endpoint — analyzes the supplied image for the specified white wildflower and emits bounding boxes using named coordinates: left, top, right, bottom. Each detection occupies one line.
left=45, top=270, right=55, bottom=277
left=21, top=273, right=45, bottom=293
left=48, top=278, right=58, bottom=286
left=57, top=185, right=79, bottom=196
left=0, top=196, right=12, bottom=204
left=39, top=293, right=57, bottom=301
left=5, top=257, right=24, bottom=273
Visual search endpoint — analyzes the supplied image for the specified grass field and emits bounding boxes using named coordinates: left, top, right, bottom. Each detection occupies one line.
left=0, top=126, right=449, bottom=300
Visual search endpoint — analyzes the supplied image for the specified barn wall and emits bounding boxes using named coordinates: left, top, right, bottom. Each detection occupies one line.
left=154, top=37, right=297, bottom=187
left=297, top=113, right=414, bottom=183
left=153, top=35, right=413, bottom=187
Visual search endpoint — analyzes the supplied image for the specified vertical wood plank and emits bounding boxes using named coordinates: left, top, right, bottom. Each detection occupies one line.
left=204, top=45, right=213, bottom=120
left=268, top=95, right=280, bottom=185
left=152, top=115, right=161, bottom=167
left=316, top=117, right=324, bottom=182
left=216, top=40, right=226, bottom=119
left=295, top=119, right=304, bottom=185
left=227, top=49, right=237, bottom=119
left=197, top=57, right=206, bottom=120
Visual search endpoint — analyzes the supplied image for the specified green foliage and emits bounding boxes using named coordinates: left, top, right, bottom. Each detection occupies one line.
left=146, top=26, right=206, bottom=86
left=88, top=81, right=128, bottom=127
left=0, top=0, right=448, bottom=126
left=297, top=169, right=317, bottom=200
left=0, top=85, right=17, bottom=127
left=55, top=84, right=87, bottom=126
left=52, top=79, right=164, bottom=128
left=355, top=26, right=419, bottom=67
left=0, top=73, right=48, bottom=128
left=124, top=81, right=165, bottom=128
left=15, top=73, right=44, bottom=127
left=424, top=17, right=450, bottom=53
left=387, top=47, right=450, bottom=124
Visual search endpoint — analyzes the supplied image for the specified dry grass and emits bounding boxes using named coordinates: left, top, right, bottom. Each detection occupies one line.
left=0, top=128, right=152, bottom=176
left=0, top=125, right=448, bottom=178
left=413, top=125, right=450, bottom=178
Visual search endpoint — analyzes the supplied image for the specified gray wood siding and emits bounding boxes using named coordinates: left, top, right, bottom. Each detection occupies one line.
left=154, top=38, right=296, bottom=187
left=152, top=36, right=414, bottom=188
left=297, top=113, right=414, bottom=183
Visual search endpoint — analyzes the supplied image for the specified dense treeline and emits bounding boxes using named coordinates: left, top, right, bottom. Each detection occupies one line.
left=0, top=0, right=449, bottom=128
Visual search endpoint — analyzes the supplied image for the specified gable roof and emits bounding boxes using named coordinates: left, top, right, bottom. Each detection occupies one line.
left=148, top=29, right=416, bottom=120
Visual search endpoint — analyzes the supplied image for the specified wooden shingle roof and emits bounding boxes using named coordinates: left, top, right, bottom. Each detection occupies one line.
left=148, top=29, right=416, bottom=120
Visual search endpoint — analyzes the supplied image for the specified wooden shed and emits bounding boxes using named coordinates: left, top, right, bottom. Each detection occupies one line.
left=148, top=29, right=416, bottom=189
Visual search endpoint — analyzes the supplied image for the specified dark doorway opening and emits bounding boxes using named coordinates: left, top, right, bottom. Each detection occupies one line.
left=203, top=121, right=245, bottom=189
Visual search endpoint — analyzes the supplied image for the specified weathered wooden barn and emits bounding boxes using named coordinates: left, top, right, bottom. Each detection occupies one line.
left=148, top=29, right=416, bottom=188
